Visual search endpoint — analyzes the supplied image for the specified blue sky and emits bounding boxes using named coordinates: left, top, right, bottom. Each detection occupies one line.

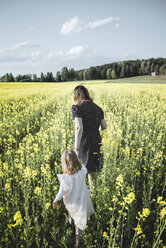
left=0, top=0, right=166, bottom=76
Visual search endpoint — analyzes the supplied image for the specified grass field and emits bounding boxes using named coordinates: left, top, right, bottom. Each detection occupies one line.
left=0, top=76, right=166, bottom=247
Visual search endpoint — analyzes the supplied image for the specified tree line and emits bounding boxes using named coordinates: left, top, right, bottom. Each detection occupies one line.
left=1, top=57, right=166, bottom=82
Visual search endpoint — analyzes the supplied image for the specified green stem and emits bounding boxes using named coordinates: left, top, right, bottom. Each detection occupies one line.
left=152, top=220, right=166, bottom=248
left=130, top=219, right=141, bottom=248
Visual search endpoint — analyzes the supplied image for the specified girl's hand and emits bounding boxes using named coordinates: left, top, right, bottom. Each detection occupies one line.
left=53, top=200, right=59, bottom=209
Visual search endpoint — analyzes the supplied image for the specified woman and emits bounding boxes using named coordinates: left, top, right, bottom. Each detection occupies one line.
left=72, top=85, right=107, bottom=192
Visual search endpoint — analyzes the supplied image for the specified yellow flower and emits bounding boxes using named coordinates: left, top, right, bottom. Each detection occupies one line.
left=125, top=146, right=130, bottom=157
left=3, top=163, right=9, bottom=171
left=41, top=165, right=47, bottom=176
left=135, top=169, right=140, bottom=176
left=142, top=208, right=150, bottom=218
left=46, top=202, right=51, bottom=210
left=16, top=130, right=20, bottom=135
left=0, top=207, right=4, bottom=214
left=12, top=211, right=23, bottom=227
left=24, top=166, right=31, bottom=179
left=157, top=196, right=166, bottom=206
left=112, top=195, right=118, bottom=203
left=134, top=224, right=143, bottom=235
left=123, top=192, right=135, bottom=205
left=54, top=161, right=58, bottom=167
left=32, top=170, right=38, bottom=179
left=160, top=207, right=166, bottom=220
left=116, top=174, right=124, bottom=188
left=34, top=186, right=42, bottom=196
left=126, top=186, right=132, bottom=193
left=0, top=170, right=4, bottom=177
left=5, top=182, right=11, bottom=191
left=138, top=208, right=150, bottom=221
left=103, top=232, right=108, bottom=238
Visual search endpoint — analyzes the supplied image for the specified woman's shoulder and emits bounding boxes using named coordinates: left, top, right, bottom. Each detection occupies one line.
left=92, top=101, right=102, bottom=109
left=71, top=104, right=82, bottom=118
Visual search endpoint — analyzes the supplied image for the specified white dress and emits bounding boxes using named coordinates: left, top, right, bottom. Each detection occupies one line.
left=57, top=166, right=94, bottom=230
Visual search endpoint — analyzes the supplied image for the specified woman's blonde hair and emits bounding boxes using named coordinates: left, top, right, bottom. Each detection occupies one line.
left=73, top=85, right=93, bottom=103
left=61, top=150, right=82, bottom=175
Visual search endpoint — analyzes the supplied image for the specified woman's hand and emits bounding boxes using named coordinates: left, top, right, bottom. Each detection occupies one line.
left=75, top=149, right=82, bottom=162
left=100, top=119, right=107, bottom=130
left=53, top=200, right=59, bottom=209
left=75, top=149, right=80, bottom=158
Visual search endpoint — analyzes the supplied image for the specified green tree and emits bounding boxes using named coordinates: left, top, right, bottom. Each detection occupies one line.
left=159, top=64, right=166, bottom=75
left=40, top=72, right=45, bottom=82
left=106, top=68, right=112, bottom=79
left=100, top=67, right=107, bottom=79
left=150, top=63, right=154, bottom=72
left=61, top=67, right=69, bottom=82
left=32, top=74, right=39, bottom=82
left=111, top=69, right=117, bottom=79
left=77, top=70, right=83, bottom=81
left=15, top=74, right=22, bottom=82
left=141, top=60, right=147, bottom=75
left=8, top=73, right=15, bottom=82
left=125, top=64, right=130, bottom=77
left=45, top=72, right=54, bottom=82
left=83, top=69, right=89, bottom=80
left=68, top=68, right=75, bottom=81
left=1, top=73, right=15, bottom=82
left=88, top=67, right=98, bottom=80
left=55, top=71, right=61, bottom=82
left=154, top=64, right=159, bottom=72
left=1, top=73, right=9, bottom=82
left=120, top=64, right=125, bottom=78
left=146, top=60, right=151, bottom=74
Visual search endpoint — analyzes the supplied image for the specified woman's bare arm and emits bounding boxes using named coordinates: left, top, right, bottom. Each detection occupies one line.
left=100, top=119, right=107, bottom=131
left=74, top=117, right=83, bottom=151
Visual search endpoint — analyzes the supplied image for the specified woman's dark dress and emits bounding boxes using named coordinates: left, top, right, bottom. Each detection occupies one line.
left=72, top=101, right=104, bottom=173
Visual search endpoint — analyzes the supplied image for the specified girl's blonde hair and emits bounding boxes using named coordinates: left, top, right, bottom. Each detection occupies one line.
left=61, top=150, right=82, bottom=175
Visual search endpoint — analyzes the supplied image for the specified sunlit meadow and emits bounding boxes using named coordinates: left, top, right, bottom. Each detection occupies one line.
left=0, top=77, right=166, bottom=247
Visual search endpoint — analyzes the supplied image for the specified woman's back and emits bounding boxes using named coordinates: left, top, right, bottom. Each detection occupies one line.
left=72, top=101, right=104, bottom=131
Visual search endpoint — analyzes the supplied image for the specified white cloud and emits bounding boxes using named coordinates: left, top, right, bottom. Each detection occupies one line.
left=0, top=43, right=92, bottom=75
left=67, top=45, right=88, bottom=56
left=61, top=16, right=120, bottom=35
left=60, top=16, right=83, bottom=35
left=13, top=42, right=39, bottom=50
left=1, top=44, right=142, bottom=77
left=44, top=45, right=90, bottom=61
left=0, top=42, right=39, bottom=55
left=87, top=17, right=114, bottom=29
left=0, top=43, right=41, bottom=65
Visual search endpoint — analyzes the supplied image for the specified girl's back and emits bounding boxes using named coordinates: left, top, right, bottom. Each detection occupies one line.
left=57, top=166, right=94, bottom=230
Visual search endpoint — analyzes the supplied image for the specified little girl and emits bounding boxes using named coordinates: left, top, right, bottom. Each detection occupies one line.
left=53, top=150, right=94, bottom=248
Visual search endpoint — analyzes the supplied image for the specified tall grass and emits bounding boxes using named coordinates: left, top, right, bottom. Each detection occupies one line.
left=0, top=81, right=166, bottom=247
